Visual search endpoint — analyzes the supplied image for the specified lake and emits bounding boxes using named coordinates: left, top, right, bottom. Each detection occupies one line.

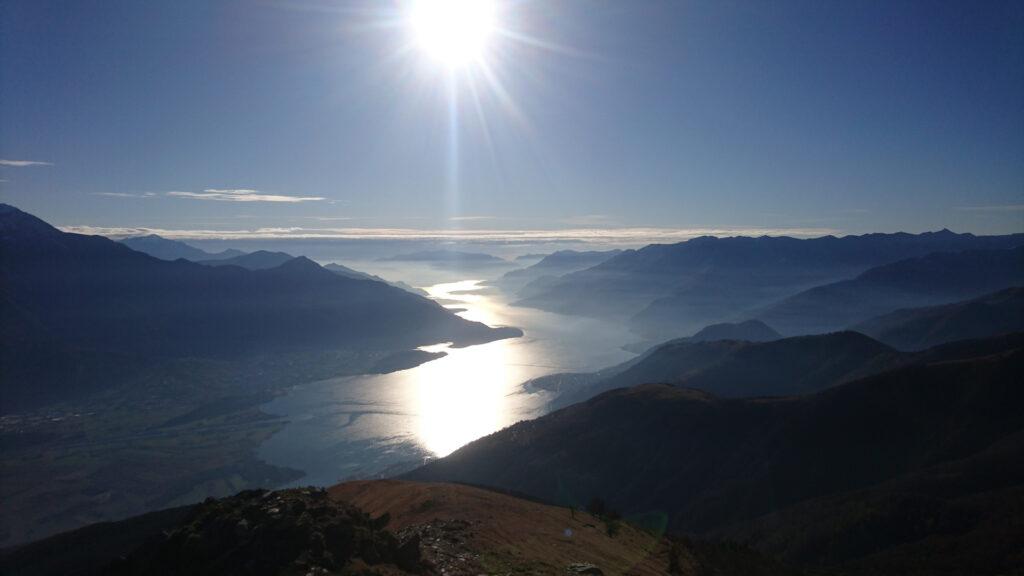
left=257, top=275, right=638, bottom=486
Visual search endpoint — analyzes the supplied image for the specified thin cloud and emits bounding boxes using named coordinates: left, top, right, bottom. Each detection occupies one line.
left=449, top=215, right=498, bottom=221
left=0, top=159, right=53, bottom=167
left=167, top=188, right=324, bottom=203
left=93, top=192, right=157, bottom=198
left=60, top=225, right=841, bottom=244
left=953, top=204, right=1024, bottom=213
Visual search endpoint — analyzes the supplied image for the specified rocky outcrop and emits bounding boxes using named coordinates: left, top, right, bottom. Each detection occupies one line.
left=103, top=488, right=423, bottom=575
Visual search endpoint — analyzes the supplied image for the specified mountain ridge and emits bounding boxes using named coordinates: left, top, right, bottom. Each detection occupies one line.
left=756, top=247, right=1024, bottom=335
left=0, top=204, right=520, bottom=411
left=120, top=233, right=245, bottom=262
left=406, top=342, right=1024, bottom=574
left=514, top=231, right=1024, bottom=340
left=852, top=286, right=1024, bottom=350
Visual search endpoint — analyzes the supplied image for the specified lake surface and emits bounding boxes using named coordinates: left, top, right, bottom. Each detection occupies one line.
left=258, top=276, right=637, bottom=486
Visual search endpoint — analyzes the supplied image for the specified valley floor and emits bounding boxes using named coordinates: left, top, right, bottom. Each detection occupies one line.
left=0, top=349, right=441, bottom=548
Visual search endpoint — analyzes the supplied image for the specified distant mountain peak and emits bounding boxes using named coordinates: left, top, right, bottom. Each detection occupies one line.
left=0, top=203, right=62, bottom=239
left=288, top=254, right=315, bottom=264
left=275, top=255, right=322, bottom=272
left=690, top=319, right=781, bottom=343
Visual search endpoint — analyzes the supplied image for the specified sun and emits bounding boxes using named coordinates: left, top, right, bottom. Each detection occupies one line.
left=409, top=0, right=496, bottom=68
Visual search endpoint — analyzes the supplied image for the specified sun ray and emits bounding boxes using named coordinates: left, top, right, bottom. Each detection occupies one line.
left=465, top=74, right=500, bottom=173
left=495, top=28, right=603, bottom=61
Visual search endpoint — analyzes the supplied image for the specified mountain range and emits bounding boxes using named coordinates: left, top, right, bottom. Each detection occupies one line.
left=120, top=237, right=429, bottom=294
left=119, top=234, right=245, bottom=262
left=514, top=231, right=1024, bottom=340
left=853, top=286, right=1024, bottom=350
left=0, top=204, right=519, bottom=411
left=687, top=319, right=781, bottom=343
left=756, top=247, right=1024, bottom=335
left=323, top=262, right=429, bottom=296
left=532, top=278, right=1024, bottom=407
left=407, top=336, right=1024, bottom=574
left=200, top=250, right=295, bottom=270
left=494, top=249, right=622, bottom=296
left=537, top=326, right=1024, bottom=410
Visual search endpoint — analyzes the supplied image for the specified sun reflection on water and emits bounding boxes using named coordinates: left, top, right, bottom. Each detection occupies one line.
left=415, top=280, right=516, bottom=456
left=258, top=274, right=638, bottom=485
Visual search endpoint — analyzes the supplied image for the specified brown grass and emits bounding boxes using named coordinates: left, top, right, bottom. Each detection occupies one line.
left=329, top=479, right=677, bottom=575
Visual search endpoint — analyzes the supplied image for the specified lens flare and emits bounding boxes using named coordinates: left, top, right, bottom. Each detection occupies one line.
left=409, top=0, right=496, bottom=67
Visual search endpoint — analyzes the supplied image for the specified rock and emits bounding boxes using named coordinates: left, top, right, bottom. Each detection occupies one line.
left=233, top=519, right=250, bottom=541
left=567, top=562, right=604, bottom=575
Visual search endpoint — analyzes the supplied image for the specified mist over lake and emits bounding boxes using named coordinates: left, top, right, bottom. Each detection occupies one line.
left=259, top=265, right=639, bottom=486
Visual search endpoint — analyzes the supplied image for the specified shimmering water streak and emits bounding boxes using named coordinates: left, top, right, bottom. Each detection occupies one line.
left=258, top=278, right=636, bottom=485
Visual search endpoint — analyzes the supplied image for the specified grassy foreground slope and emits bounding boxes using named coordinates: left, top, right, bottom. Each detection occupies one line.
left=2, top=481, right=798, bottom=576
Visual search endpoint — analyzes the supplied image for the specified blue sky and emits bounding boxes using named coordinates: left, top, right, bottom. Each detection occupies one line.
left=2, top=0, right=1022, bottom=239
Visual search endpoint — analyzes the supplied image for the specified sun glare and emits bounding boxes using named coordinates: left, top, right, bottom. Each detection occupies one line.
left=409, top=0, right=496, bottom=68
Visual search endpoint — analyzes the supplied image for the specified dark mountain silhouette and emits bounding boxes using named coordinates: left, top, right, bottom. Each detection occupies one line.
left=407, top=340, right=1024, bottom=574
left=852, top=287, right=1024, bottom=350
left=757, top=247, right=1024, bottom=335
left=495, top=249, right=622, bottom=296
left=0, top=204, right=520, bottom=411
left=378, top=250, right=506, bottom=264
left=119, top=234, right=244, bottom=262
left=514, top=231, right=1024, bottom=340
left=324, top=261, right=379, bottom=280
left=539, top=327, right=1024, bottom=410
left=620, top=318, right=781, bottom=354
left=611, top=331, right=898, bottom=396
left=540, top=331, right=904, bottom=409
left=324, top=262, right=428, bottom=296
left=689, top=319, right=781, bottom=342
left=201, top=250, right=294, bottom=270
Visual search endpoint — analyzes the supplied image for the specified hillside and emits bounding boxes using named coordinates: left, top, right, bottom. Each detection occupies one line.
left=495, top=249, right=622, bottom=296
left=324, top=262, right=429, bottom=295
left=201, top=250, right=295, bottom=270
left=407, top=344, right=1024, bottom=574
left=0, top=204, right=519, bottom=410
left=119, top=234, right=244, bottom=261
left=1, top=481, right=799, bottom=576
left=539, top=331, right=901, bottom=409
left=513, top=231, right=1024, bottom=340
left=688, top=320, right=781, bottom=342
left=609, top=331, right=897, bottom=396
left=852, top=286, right=1024, bottom=350
left=758, top=248, right=1024, bottom=335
